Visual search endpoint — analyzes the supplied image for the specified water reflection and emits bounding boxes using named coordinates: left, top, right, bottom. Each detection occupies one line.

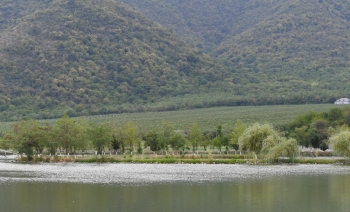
left=0, top=164, right=350, bottom=212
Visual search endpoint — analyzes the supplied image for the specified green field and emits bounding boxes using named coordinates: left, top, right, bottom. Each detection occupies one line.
left=0, top=104, right=340, bottom=134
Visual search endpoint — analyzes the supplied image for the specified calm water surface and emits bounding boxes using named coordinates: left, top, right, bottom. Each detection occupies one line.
left=0, top=163, right=349, bottom=212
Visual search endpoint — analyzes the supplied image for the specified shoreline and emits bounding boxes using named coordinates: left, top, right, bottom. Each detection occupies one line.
left=8, top=155, right=350, bottom=165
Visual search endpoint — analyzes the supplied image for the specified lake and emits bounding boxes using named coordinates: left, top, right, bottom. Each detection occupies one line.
left=0, top=163, right=349, bottom=212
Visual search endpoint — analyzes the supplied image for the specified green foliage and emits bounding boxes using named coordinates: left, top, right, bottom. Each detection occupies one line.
left=88, top=123, right=112, bottom=154
left=2, top=119, right=49, bottom=160
left=169, top=131, right=187, bottom=153
left=212, top=137, right=221, bottom=153
left=111, top=134, right=120, bottom=152
left=52, top=113, right=86, bottom=154
left=230, top=120, right=246, bottom=149
left=158, top=123, right=174, bottom=153
left=288, top=107, right=350, bottom=148
left=239, top=123, right=277, bottom=160
left=122, top=0, right=350, bottom=108
left=0, top=0, right=349, bottom=120
left=0, top=0, right=226, bottom=121
left=330, top=130, right=350, bottom=157
left=262, top=136, right=299, bottom=161
left=112, top=125, right=127, bottom=153
left=213, top=125, right=223, bottom=153
left=325, top=108, right=345, bottom=126
left=189, top=122, right=202, bottom=153
left=125, top=121, right=139, bottom=152
left=238, top=122, right=299, bottom=161
left=143, top=130, right=160, bottom=152
left=294, top=126, right=310, bottom=147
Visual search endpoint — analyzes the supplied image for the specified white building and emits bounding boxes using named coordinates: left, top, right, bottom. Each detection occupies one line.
left=334, top=98, right=350, bottom=104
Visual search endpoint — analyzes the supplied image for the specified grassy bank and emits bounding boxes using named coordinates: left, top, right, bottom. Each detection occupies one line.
left=15, top=154, right=350, bottom=165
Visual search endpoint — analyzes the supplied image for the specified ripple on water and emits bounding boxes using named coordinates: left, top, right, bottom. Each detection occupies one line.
left=0, top=163, right=350, bottom=185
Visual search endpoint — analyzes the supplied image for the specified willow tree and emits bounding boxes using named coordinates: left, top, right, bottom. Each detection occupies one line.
left=262, top=135, right=299, bottom=161
left=238, top=123, right=277, bottom=162
left=329, top=130, right=350, bottom=157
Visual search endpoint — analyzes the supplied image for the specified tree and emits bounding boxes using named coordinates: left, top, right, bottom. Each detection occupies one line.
left=89, top=123, right=112, bottom=155
left=307, top=126, right=320, bottom=148
left=126, top=121, right=139, bottom=153
left=215, top=125, right=224, bottom=154
left=189, top=123, right=202, bottom=154
left=169, top=131, right=187, bottom=154
left=0, top=136, right=10, bottom=150
left=262, top=135, right=299, bottom=161
left=111, top=134, right=120, bottom=154
left=201, top=132, right=212, bottom=151
left=74, top=119, right=90, bottom=155
left=158, top=123, right=174, bottom=154
left=222, top=136, right=230, bottom=154
left=230, top=120, right=246, bottom=150
left=2, top=119, right=46, bottom=160
left=41, top=122, right=56, bottom=155
left=329, top=130, right=350, bottom=157
left=294, top=126, right=310, bottom=147
left=238, top=123, right=277, bottom=162
left=113, top=125, right=127, bottom=153
left=52, top=113, right=85, bottom=155
left=326, top=107, right=344, bottom=126
left=212, top=137, right=222, bottom=153
left=143, top=130, right=160, bottom=153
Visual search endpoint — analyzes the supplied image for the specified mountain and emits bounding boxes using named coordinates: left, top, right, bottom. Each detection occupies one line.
left=0, top=0, right=53, bottom=31
left=2, top=0, right=350, bottom=121
left=217, top=0, right=350, bottom=78
left=118, top=0, right=247, bottom=53
left=0, top=0, right=227, bottom=120
left=120, top=0, right=350, bottom=103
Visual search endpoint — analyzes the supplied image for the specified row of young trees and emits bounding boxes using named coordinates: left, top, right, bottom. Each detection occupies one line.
left=3, top=107, right=350, bottom=161
left=0, top=114, right=119, bottom=160
left=0, top=112, right=303, bottom=162
left=0, top=115, right=242, bottom=160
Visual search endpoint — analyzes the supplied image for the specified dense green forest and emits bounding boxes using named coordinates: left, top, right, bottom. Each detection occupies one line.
left=0, top=0, right=229, bottom=120
left=0, top=0, right=53, bottom=31
left=120, top=0, right=350, bottom=103
left=0, top=0, right=350, bottom=120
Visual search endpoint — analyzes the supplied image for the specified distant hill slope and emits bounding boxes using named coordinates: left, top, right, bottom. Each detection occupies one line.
left=120, top=0, right=350, bottom=60
left=118, top=0, right=247, bottom=52
left=217, top=0, right=350, bottom=73
left=0, top=0, right=53, bottom=31
left=0, top=0, right=227, bottom=120
left=1, top=0, right=350, bottom=121
left=120, top=0, right=350, bottom=101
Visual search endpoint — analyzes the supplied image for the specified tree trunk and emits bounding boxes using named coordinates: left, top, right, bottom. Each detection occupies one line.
left=254, top=152, right=258, bottom=164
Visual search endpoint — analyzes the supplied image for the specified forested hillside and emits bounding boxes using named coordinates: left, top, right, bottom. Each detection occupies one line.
left=119, top=0, right=259, bottom=52
left=0, top=0, right=53, bottom=31
left=217, top=0, right=350, bottom=83
left=0, top=0, right=227, bottom=121
left=1, top=0, right=350, bottom=121
left=120, top=0, right=350, bottom=102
